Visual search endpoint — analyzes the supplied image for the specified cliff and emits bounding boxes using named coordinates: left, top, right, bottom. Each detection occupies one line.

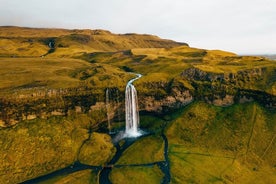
left=0, top=40, right=276, bottom=126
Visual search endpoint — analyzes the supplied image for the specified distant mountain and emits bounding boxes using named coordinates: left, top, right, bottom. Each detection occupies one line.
left=262, top=55, right=276, bottom=60
left=0, top=26, right=187, bottom=57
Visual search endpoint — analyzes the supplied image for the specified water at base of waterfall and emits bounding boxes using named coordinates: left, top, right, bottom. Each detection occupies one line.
left=124, top=129, right=142, bottom=138
left=112, top=129, right=146, bottom=144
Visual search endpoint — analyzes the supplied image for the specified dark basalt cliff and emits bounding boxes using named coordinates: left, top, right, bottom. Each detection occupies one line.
left=1, top=66, right=275, bottom=127
left=0, top=85, right=192, bottom=127
left=181, top=67, right=276, bottom=107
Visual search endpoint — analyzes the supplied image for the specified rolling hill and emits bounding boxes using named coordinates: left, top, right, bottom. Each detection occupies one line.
left=0, top=26, right=187, bottom=57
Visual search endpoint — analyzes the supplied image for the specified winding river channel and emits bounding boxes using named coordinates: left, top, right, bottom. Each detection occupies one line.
left=22, top=126, right=171, bottom=184
left=99, top=131, right=171, bottom=184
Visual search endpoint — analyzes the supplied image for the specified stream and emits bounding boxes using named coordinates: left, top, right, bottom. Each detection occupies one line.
left=22, top=127, right=171, bottom=184
left=98, top=131, right=170, bottom=184
left=99, top=136, right=141, bottom=184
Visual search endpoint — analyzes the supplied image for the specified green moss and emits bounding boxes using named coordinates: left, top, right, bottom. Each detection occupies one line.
left=139, top=115, right=166, bottom=133
left=0, top=58, right=131, bottom=97
left=0, top=113, right=114, bottom=183
left=166, top=102, right=276, bottom=183
left=78, top=132, right=116, bottom=166
left=117, top=135, right=164, bottom=165
left=110, top=165, right=164, bottom=184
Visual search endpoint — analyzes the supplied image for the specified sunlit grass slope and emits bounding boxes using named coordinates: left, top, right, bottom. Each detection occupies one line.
left=82, top=45, right=276, bottom=95
left=0, top=26, right=186, bottom=57
left=116, top=135, right=164, bottom=165
left=166, top=102, right=276, bottom=183
left=0, top=57, right=133, bottom=96
left=0, top=58, right=89, bottom=90
left=83, top=45, right=276, bottom=75
left=110, top=166, right=164, bottom=184
left=0, top=114, right=115, bottom=183
left=2, top=26, right=275, bottom=95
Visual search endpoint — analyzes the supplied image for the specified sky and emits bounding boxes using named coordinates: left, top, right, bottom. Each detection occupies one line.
left=1, top=0, right=276, bottom=54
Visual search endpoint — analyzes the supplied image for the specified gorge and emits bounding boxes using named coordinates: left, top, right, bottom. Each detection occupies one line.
left=0, top=26, right=275, bottom=183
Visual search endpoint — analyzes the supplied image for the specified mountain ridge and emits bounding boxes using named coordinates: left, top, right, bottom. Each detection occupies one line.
left=0, top=26, right=187, bottom=57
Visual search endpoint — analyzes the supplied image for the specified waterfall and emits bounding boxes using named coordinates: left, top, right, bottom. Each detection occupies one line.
left=106, top=88, right=111, bottom=134
left=116, top=89, right=121, bottom=123
left=125, top=74, right=142, bottom=137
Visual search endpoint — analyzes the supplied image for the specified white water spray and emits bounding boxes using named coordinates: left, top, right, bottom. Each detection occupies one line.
left=125, top=74, right=142, bottom=137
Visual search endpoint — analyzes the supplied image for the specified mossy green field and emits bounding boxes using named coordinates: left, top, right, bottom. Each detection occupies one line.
left=166, top=102, right=276, bottom=183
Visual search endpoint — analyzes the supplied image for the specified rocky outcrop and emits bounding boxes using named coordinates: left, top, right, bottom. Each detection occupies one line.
left=0, top=79, right=195, bottom=126
left=0, top=66, right=275, bottom=127
left=204, top=95, right=234, bottom=107
left=181, top=67, right=225, bottom=82
left=181, top=67, right=276, bottom=108
left=0, top=87, right=103, bottom=127
left=140, top=88, right=193, bottom=113
left=181, top=67, right=266, bottom=84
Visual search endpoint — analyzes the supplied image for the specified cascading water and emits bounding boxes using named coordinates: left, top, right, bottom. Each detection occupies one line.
left=116, top=89, right=121, bottom=122
left=105, top=88, right=111, bottom=134
left=125, top=73, right=142, bottom=137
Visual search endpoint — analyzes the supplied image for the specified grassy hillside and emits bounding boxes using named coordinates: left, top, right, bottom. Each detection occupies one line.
left=166, top=102, right=276, bottom=183
left=82, top=45, right=275, bottom=76
left=81, top=45, right=276, bottom=96
left=0, top=114, right=115, bottom=183
left=0, top=26, right=186, bottom=57
left=1, top=26, right=275, bottom=96
left=0, top=57, right=134, bottom=96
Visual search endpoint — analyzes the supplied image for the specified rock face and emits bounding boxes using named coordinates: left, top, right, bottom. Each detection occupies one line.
left=0, top=80, right=195, bottom=126
left=1, top=66, right=276, bottom=127
left=0, top=87, right=101, bottom=127
left=140, top=88, right=193, bottom=113
left=181, top=67, right=276, bottom=107
left=208, top=94, right=234, bottom=106
left=181, top=67, right=266, bottom=83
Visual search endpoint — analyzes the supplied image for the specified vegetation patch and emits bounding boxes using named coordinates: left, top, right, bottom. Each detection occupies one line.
left=117, top=135, right=164, bottom=165
left=166, top=102, right=276, bottom=183
left=110, top=165, right=164, bottom=184
left=78, top=132, right=116, bottom=166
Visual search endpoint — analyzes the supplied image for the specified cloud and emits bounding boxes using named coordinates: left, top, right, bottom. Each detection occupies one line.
left=0, top=0, right=275, bottom=54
